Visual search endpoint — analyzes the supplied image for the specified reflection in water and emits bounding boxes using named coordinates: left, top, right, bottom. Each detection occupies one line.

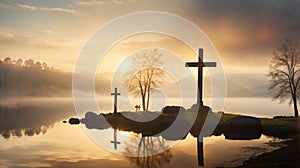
left=0, top=99, right=285, bottom=168
left=124, top=136, right=173, bottom=168
left=197, top=137, right=204, bottom=167
left=78, top=111, right=205, bottom=167
left=111, top=129, right=121, bottom=149
left=77, top=109, right=279, bottom=167
left=0, top=100, right=74, bottom=139
left=0, top=124, right=49, bottom=139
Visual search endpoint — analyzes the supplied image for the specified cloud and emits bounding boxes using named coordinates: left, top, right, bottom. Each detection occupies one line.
left=0, top=32, right=15, bottom=39
left=191, top=0, right=300, bottom=47
left=40, top=7, right=76, bottom=14
left=0, top=3, right=37, bottom=11
left=0, top=28, right=83, bottom=49
left=0, top=0, right=298, bottom=73
left=39, top=29, right=53, bottom=34
left=0, top=3, right=75, bottom=14
left=74, top=0, right=134, bottom=6
left=15, top=4, right=38, bottom=11
left=172, top=0, right=300, bottom=72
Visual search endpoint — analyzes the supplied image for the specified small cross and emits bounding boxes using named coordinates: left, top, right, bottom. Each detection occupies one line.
left=111, top=88, right=121, bottom=113
left=185, top=48, right=217, bottom=106
left=110, top=129, right=121, bottom=150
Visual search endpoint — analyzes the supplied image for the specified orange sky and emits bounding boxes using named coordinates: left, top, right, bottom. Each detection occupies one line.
left=0, top=0, right=299, bottom=74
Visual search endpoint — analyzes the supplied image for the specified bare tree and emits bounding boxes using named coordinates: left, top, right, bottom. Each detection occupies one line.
left=124, top=136, right=173, bottom=168
left=126, top=49, right=165, bottom=111
left=268, top=39, right=300, bottom=117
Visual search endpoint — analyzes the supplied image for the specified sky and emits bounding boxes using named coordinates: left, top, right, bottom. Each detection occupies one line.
left=0, top=0, right=299, bottom=87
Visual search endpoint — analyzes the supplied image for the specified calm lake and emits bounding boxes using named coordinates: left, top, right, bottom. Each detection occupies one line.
left=0, top=97, right=288, bottom=168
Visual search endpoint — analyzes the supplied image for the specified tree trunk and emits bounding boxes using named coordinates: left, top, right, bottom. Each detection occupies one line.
left=146, top=88, right=150, bottom=111
left=141, top=94, right=146, bottom=111
left=292, top=96, right=299, bottom=117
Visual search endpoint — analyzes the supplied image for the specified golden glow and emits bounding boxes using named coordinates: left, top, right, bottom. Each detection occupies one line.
left=118, top=61, right=131, bottom=72
left=257, top=25, right=276, bottom=42
left=97, top=33, right=196, bottom=75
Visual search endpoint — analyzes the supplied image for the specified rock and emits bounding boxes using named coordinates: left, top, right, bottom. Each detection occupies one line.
left=161, top=106, right=186, bottom=114
left=262, top=124, right=297, bottom=138
left=188, top=105, right=212, bottom=137
left=273, top=116, right=294, bottom=119
left=82, top=112, right=110, bottom=129
left=121, top=111, right=160, bottom=122
left=261, top=124, right=277, bottom=132
left=188, top=104, right=213, bottom=128
left=159, top=115, right=190, bottom=140
left=69, top=118, right=80, bottom=125
left=211, top=124, right=224, bottom=136
left=188, top=104, right=211, bottom=112
left=223, top=116, right=262, bottom=140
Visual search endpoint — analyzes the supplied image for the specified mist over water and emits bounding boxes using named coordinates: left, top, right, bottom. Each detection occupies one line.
left=0, top=96, right=293, bottom=118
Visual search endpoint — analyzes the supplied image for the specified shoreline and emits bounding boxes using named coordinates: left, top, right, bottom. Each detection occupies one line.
left=69, top=111, right=300, bottom=167
left=240, top=135, right=300, bottom=167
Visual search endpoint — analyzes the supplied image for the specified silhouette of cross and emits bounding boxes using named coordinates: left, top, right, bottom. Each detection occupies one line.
left=111, top=88, right=121, bottom=113
left=110, top=129, right=121, bottom=150
left=185, top=48, right=217, bottom=106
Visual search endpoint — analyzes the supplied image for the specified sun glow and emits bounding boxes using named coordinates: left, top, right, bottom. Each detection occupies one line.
left=118, top=61, right=132, bottom=72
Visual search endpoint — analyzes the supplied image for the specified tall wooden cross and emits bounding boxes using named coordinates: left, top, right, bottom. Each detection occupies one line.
left=110, top=128, right=121, bottom=150
left=185, top=48, right=217, bottom=106
left=111, top=88, right=121, bottom=113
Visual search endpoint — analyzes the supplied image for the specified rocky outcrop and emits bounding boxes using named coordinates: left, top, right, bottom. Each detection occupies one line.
left=262, top=124, right=297, bottom=138
left=81, top=112, right=110, bottom=129
left=161, top=106, right=186, bottom=114
left=223, top=116, right=262, bottom=140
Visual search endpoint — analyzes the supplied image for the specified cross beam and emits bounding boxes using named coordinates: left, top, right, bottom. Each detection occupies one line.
left=111, top=88, right=121, bottom=113
left=185, top=48, right=217, bottom=106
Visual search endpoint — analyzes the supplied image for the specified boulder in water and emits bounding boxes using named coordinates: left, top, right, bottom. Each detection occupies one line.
left=69, top=118, right=80, bottom=125
left=262, top=124, right=297, bottom=138
left=223, top=116, right=262, bottom=140
left=82, top=112, right=110, bottom=129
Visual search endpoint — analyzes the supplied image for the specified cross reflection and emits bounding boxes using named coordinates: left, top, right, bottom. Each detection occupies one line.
left=197, top=136, right=204, bottom=167
left=110, top=128, right=121, bottom=150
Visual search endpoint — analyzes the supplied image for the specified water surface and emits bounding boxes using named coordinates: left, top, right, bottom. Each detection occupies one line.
left=0, top=98, right=283, bottom=167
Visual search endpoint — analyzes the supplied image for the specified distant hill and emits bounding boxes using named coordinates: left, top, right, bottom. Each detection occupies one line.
left=162, top=73, right=272, bottom=98
left=0, top=62, right=110, bottom=97
left=0, top=62, right=73, bottom=97
left=0, top=59, right=273, bottom=98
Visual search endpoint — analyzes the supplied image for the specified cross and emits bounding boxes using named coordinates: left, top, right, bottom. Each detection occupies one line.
left=110, top=129, right=121, bottom=150
left=185, top=48, right=217, bottom=106
left=111, top=87, right=121, bottom=113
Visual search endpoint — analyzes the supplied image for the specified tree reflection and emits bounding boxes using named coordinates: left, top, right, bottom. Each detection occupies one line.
left=1, top=125, right=50, bottom=139
left=0, top=101, right=73, bottom=139
left=124, top=136, right=173, bottom=168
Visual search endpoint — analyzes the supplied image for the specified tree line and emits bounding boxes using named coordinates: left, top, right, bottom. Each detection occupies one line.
left=0, top=57, right=55, bottom=71
left=0, top=57, right=69, bottom=97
